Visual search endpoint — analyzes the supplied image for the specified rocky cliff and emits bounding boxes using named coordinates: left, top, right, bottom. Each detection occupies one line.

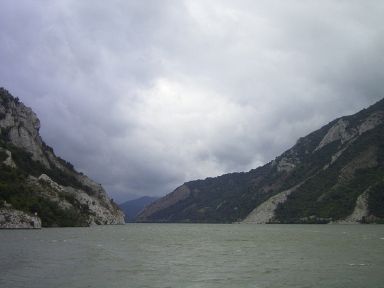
left=0, top=88, right=124, bottom=227
left=0, top=207, right=41, bottom=229
left=138, top=98, right=384, bottom=224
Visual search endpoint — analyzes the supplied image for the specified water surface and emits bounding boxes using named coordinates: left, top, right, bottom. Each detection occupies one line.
left=1, top=224, right=383, bottom=288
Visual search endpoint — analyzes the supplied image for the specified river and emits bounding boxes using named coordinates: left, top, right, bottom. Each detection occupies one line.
left=1, top=224, right=383, bottom=288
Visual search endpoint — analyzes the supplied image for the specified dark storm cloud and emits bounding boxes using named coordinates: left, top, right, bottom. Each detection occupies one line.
left=1, top=0, right=383, bottom=202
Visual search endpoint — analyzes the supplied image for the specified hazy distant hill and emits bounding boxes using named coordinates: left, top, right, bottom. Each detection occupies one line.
left=138, top=98, right=384, bottom=224
left=0, top=88, right=124, bottom=228
left=119, top=196, right=158, bottom=222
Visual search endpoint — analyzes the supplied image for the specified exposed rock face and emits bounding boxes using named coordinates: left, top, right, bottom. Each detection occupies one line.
left=243, top=184, right=302, bottom=224
left=0, top=148, right=16, bottom=168
left=35, top=173, right=124, bottom=224
left=63, top=186, right=124, bottom=225
left=39, top=173, right=64, bottom=192
left=276, top=157, right=296, bottom=173
left=315, top=111, right=384, bottom=151
left=137, top=185, right=190, bottom=222
left=242, top=189, right=291, bottom=224
left=138, top=98, right=384, bottom=223
left=358, top=111, right=384, bottom=135
left=0, top=208, right=41, bottom=229
left=0, top=97, right=49, bottom=167
left=315, top=119, right=353, bottom=151
left=333, top=191, right=369, bottom=224
left=0, top=88, right=124, bottom=227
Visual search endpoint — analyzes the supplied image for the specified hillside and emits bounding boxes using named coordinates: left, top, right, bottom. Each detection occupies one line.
left=138, top=98, right=384, bottom=224
left=119, top=196, right=158, bottom=222
left=0, top=88, right=124, bottom=228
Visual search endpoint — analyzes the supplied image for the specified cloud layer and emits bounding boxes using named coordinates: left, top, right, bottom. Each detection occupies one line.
left=1, top=1, right=383, bottom=201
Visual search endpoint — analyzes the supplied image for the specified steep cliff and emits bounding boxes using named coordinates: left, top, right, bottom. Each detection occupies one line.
left=0, top=88, right=124, bottom=227
left=138, top=98, right=384, bottom=224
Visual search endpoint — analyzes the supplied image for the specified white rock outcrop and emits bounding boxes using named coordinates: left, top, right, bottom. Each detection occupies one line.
left=0, top=148, right=16, bottom=168
left=0, top=100, right=49, bottom=167
left=333, top=191, right=369, bottom=224
left=243, top=185, right=300, bottom=224
left=358, top=111, right=384, bottom=135
left=63, top=186, right=124, bottom=225
left=36, top=174, right=124, bottom=225
left=315, top=119, right=353, bottom=151
left=316, top=112, right=383, bottom=151
left=277, top=157, right=296, bottom=173
left=38, top=174, right=64, bottom=192
left=0, top=208, right=41, bottom=229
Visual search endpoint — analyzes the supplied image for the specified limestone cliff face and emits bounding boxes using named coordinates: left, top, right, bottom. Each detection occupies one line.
left=0, top=207, right=41, bottom=229
left=138, top=98, right=384, bottom=224
left=35, top=174, right=123, bottom=225
left=0, top=88, right=124, bottom=227
left=0, top=94, right=49, bottom=167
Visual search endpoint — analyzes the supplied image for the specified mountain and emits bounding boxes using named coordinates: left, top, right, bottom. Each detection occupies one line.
left=0, top=88, right=124, bottom=228
left=119, top=196, right=159, bottom=222
left=138, top=98, right=384, bottom=224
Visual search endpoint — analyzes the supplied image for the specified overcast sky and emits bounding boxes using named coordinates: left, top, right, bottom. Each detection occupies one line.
left=1, top=1, right=383, bottom=202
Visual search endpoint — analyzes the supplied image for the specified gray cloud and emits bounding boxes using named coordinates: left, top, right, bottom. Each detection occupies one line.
left=1, top=0, right=383, bottom=202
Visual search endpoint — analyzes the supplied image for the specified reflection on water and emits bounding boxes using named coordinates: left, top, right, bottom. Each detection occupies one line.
left=0, top=224, right=384, bottom=288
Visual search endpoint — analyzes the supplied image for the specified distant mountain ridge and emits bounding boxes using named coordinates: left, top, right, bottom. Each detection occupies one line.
left=0, top=88, right=124, bottom=228
left=138, top=98, right=384, bottom=224
left=119, top=196, right=158, bottom=222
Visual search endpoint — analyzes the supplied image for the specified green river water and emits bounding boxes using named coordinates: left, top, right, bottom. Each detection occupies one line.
left=1, top=224, right=383, bottom=288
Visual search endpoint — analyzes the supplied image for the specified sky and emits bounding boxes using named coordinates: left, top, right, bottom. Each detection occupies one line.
left=0, top=1, right=383, bottom=202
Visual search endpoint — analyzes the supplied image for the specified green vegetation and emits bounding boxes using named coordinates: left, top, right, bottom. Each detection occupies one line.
left=0, top=143, right=94, bottom=227
left=0, top=137, right=95, bottom=196
left=274, top=124, right=384, bottom=223
left=368, top=181, right=384, bottom=219
left=0, top=150, right=7, bottom=162
left=0, top=163, right=90, bottom=227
